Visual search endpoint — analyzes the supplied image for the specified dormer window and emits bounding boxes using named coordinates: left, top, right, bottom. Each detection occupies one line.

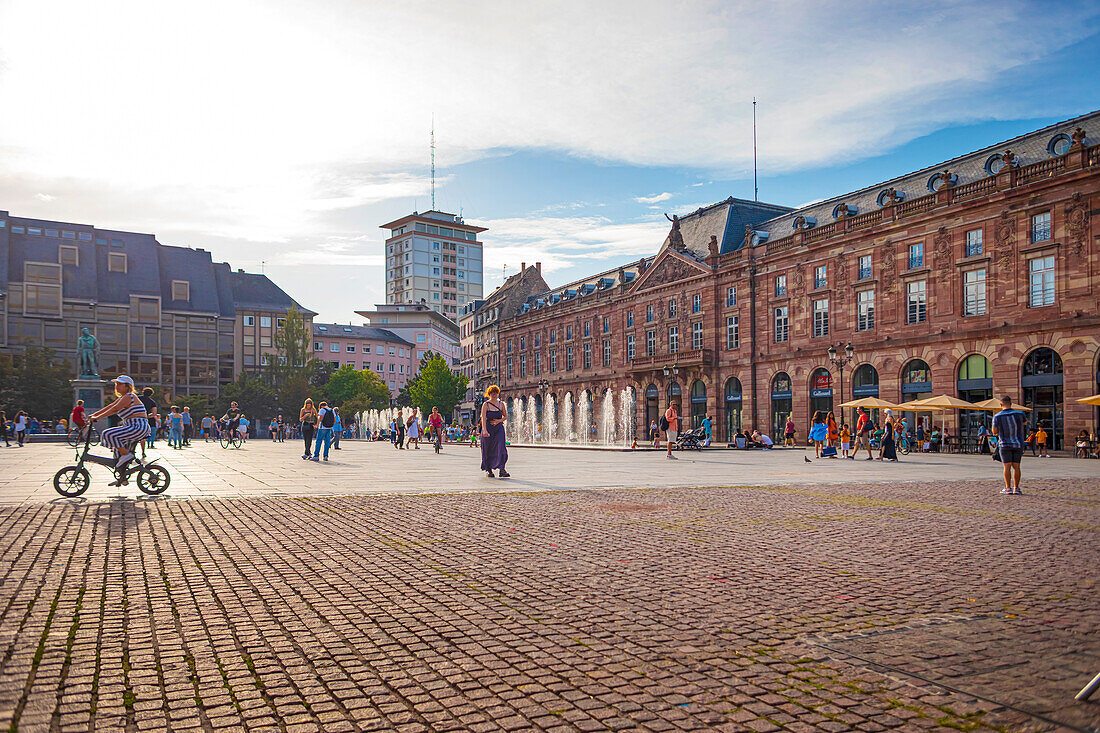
left=171, top=280, right=190, bottom=301
left=1047, top=133, right=1072, bottom=157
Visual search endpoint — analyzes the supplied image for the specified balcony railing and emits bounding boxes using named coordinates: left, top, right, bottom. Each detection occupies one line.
left=628, top=348, right=713, bottom=372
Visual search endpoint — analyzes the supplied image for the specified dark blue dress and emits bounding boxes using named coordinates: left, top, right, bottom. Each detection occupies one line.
left=481, top=408, right=508, bottom=470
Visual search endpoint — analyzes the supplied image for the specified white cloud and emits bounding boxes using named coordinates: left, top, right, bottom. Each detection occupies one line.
left=34, top=193, right=55, bottom=202
left=634, top=192, right=673, bottom=204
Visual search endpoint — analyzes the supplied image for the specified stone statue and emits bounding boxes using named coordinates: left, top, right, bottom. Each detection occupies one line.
left=664, top=213, right=686, bottom=252
left=77, top=328, right=100, bottom=378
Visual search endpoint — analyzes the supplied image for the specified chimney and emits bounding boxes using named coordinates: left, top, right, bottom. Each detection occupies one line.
left=535, top=262, right=541, bottom=274
left=521, top=261, right=526, bottom=272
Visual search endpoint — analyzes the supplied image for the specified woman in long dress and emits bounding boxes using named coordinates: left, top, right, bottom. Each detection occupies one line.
left=480, top=385, right=509, bottom=478
left=881, top=409, right=898, bottom=461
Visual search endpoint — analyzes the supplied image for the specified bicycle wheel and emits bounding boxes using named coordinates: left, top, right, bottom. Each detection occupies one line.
left=219, top=433, right=230, bottom=449
left=53, top=466, right=91, bottom=497
left=136, top=465, right=171, bottom=495
left=67, top=429, right=81, bottom=448
left=899, top=441, right=910, bottom=455
left=231, top=434, right=242, bottom=449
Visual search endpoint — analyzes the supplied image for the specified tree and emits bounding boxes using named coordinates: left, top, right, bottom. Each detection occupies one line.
left=0, top=346, right=74, bottom=419
left=217, top=372, right=277, bottom=422
left=270, top=305, right=325, bottom=410
left=173, top=394, right=211, bottom=416
left=407, top=353, right=468, bottom=419
left=324, top=365, right=390, bottom=410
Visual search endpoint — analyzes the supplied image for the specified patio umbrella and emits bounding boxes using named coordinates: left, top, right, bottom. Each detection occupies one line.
left=895, top=399, right=945, bottom=412
left=969, top=397, right=1032, bottom=411
left=908, top=395, right=987, bottom=445
left=837, top=397, right=901, bottom=409
left=1076, top=394, right=1100, bottom=406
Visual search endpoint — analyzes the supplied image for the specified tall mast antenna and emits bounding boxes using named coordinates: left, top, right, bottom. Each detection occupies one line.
left=429, top=114, right=433, bottom=210
left=753, top=97, right=758, bottom=202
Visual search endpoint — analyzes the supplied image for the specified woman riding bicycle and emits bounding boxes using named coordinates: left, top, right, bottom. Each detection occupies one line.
left=87, top=375, right=150, bottom=468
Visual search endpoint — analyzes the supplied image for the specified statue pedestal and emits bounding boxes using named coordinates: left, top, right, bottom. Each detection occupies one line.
left=71, top=378, right=109, bottom=412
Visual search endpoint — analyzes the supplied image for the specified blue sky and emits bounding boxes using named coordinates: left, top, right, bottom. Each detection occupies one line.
left=1, top=0, right=1099, bottom=322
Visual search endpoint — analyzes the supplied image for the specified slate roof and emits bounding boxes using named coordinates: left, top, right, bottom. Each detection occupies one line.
left=312, top=323, right=412, bottom=345
left=0, top=209, right=316, bottom=318
left=660, top=198, right=793, bottom=258
left=753, top=109, right=1100, bottom=239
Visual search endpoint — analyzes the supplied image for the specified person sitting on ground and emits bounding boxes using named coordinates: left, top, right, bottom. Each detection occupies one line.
left=1074, top=429, right=1090, bottom=458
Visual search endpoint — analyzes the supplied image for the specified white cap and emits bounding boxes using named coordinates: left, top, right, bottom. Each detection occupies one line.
left=114, top=375, right=135, bottom=387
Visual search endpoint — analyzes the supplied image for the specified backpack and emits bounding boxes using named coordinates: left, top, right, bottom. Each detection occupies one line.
left=321, top=408, right=335, bottom=428
left=659, top=415, right=669, bottom=431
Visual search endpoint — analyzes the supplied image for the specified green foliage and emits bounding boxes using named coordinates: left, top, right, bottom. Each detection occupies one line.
left=217, top=372, right=277, bottom=421
left=394, top=384, right=411, bottom=407
left=173, top=394, right=211, bottom=416
left=407, top=353, right=468, bottom=419
left=0, top=346, right=74, bottom=418
left=324, top=365, right=390, bottom=410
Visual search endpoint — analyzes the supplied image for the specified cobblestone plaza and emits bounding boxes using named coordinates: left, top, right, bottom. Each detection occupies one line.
left=0, top=442, right=1097, bottom=731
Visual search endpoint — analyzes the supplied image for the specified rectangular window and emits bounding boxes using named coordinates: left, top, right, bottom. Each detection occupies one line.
left=812, top=298, right=829, bottom=338
left=330, top=343, right=340, bottom=352
left=520, top=355, right=527, bottom=377
left=726, top=286, right=736, bottom=307
left=775, top=275, right=787, bottom=297
left=668, top=326, right=679, bottom=354
left=602, top=316, right=610, bottom=333
left=108, top=252, right=127, bottom=273
left=726, top=316, right=739, bottom=349
left=626, top=311, right=634, bottom=327
left=908, top=243, right=923, bottom=269
left=692, top=294, right=701, bottom=313
left=79, top=232, right=92, bottom=241
left=692, top=322, right=703, bottom=350
left=59, top=245, right=79, bottom=266
left=646, top=305, right=654, bottom=322
left=519, top=336, right=526, bottom=350
left=25, top=262, right=61, bottom=283
left=346, top=345, right=356, bottom=352
left=814, top=265, right=826, bottom=289
left=668, top=299, right=677, bottom=317
left=626, top=334, right=636, bottom=361
left=24, top=283, right=61, bottom=315
left=602, top=339, right=611, bottom=366
left=243, top=316, right=255, bottom=327
left=534, top=352, right=542, bottom=375
left=566, top=325, right=573, bottom=340
left=171, top=280, right=190, bottom=301
left=582, top=321, right=590, bottom=338
left=1028, top=256, right=1055, bottom=307
left=966, top=229, right=983, bottom=257
left=907, top=280, right=927, bottom=324
left=646, top=330, right=655, bottom=356
left=963, top=269, right=987, bottom=316
left=506, top=338, right=513, bottom=353
left=534, top=333, right=540, bottom=348
left=549, top=349, right=558, bottom=373
left=507, top=357, right=513, bottom=379
left=549, top=330, right=556, bottom=344
left=858, top=255, right=872, bottom=280
left=774, top=307, right=789, bottom=342
left=583, top=343, right=592, bottom=369
left=1031, top=212, right=1051, bottom=243
left=857, top=290, right=875, bottom=331
left=277, top=317, right=286, bottom=328
left=314, top=341, right=324, bottom=351
left=565, top=346, right=574, bottom=371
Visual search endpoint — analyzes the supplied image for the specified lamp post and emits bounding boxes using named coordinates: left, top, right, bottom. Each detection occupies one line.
left=828, top=342, right=855, bottom=425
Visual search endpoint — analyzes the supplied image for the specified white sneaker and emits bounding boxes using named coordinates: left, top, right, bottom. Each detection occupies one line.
left=1000, top=488, right=1013, bottom=494
left=116, top=453, right=134, bottom=467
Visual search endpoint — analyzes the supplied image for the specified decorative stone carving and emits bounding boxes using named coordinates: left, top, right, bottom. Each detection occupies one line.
left=664, top=213, right=686, bottom=252
left=707, top=234, right=719, bottom=259
left=638, top=255, right=697, bottom=291
left=939, top=169, right=956, bottom=188
left=836, top=203, right=854, bottom=218
left=881, top=188, right=903, bottom=206
left=881, top=241, right=897, bottom=294
left=1001, top=150, right=1018, bottom=167
left=744, top=224, right=756, bottom=247
left=1072, top=126, right=1087, bottom=147
left=934, top=227, right=952, bottom=276
left=994, top=209, right=1015, bottom=270
left=1066, top=191, right=1089, bottom=258
left=794, top=215, right=810, bottom=231
left=835, top=253, right=848, bottom=286
left=792, top=266, right=806, bottom=296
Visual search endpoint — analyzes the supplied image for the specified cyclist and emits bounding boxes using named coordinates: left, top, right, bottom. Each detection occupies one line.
left=87, top=375, right=150, bottom=471
left=222, top=401, right=242, bottom=437
left=428, top=407, right=444, bottom=450
left=71, top=400, right=87, bottom=434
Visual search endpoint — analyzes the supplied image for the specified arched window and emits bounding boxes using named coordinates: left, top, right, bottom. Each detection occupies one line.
left=645, top=384, right=659, bottom=429
left=1047, top=133, right=1072, bottom=157
left=852, top=364, right=879, bottom=397
left=1022, top=347, right=1064, bottom=450
left=901, top=359, right=932, bottom=394
left=771, top=372, right=792, bottom=438
left=958, top=354, right=991, bottom=381
left=957, top=354, right=993, bottom=439
left=809, top=367, right=833, bottom=418
left=667, top=381, right=681, bottom=406
left=724, top=378, right=743, bottom=441
left=690, top=380, right=707, bottom=429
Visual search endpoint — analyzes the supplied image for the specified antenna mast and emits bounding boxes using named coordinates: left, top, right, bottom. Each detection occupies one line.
left=430, top=117, right=436, bottom=210
left=752, top=97, right=758, bottom=202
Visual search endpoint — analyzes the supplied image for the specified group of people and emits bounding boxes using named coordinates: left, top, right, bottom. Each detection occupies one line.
left=0, top=411, right=68, bottom=445
left=804, top=407, right=904, bottom=461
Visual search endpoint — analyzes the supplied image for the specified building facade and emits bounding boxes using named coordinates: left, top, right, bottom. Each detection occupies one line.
left=0, top=210, right=313, bottom=399
left=380, top=210, right=485, bottom=320
left=497, top=112, right=1100, bottom=449
left=355, top=302, right=461, bottom=368
left=312, top=323, right=416, bottom=397
left=231, top=269, right=317, bottom=372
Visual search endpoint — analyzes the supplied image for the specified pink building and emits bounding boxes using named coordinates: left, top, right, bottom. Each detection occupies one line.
left=312, top=323, right=416, bottom=397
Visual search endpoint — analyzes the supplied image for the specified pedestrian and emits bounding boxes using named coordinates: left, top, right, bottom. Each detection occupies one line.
left=1036, top=423, right=1049, bottom=457
left=1024, top=427, right=1038, bottom=456
left=880, top=409, right=898, bottom=461
left=855, top=407, right=874, bottom=461
left=701, top=414, right=712, bottom=447
left=826, top=411, right=839, bottom=447
left=299, top=398, right=318, bottom=459
left=783, top=416, right=796, bottom=447
left=238, top=414, right=249, bottom=441
left=663, top=400, right=680, bottom=459
left=470, top=420, right=479, bottom=448
left=182, top=407, right=193, bottom=446
left=270, top=417, right=279, bottom=440
left=276, top=413, right=286, bottom=442
left=649, top=420, right=660, bottom=448
left=991, top=395, right=1026, bottom=494
left=406, top=408, right=421, bottom=449
left=168, top=406, right=184, bottom=449
left=202, top=414, right=214, bottom=442
left=809, top=411, right=827, bottom=458
left=840, top=423, right=851, bottom=458
left=0, top=411, right=9, bottom=447
left=479, top=385, right=510, bottom=477
left=312, top=401, right=335, bottom=461
left=13, top=410, right=27, bottom=447
left=331, top=408, right=342, bottom=450
left=977, top=421, right=990, bottom=454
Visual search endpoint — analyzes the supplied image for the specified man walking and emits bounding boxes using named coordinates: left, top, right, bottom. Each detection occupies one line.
left=855, top=407, right=874, bottom=460
left=664, top=400, right=680, bottom=460
left=312, top=401, right=336, bottom=461
left=182, top=406, right=193, bottom=446
left=992, top=396, right=1026, bottom=494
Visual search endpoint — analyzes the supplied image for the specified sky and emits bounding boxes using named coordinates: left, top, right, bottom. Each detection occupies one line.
left=1, top=0, right=1099, bottom=323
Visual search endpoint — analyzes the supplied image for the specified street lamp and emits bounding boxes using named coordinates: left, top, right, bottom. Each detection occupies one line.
left=828, top=342, right=855, bottom=424
left=537, top=379, right=550, bottom=392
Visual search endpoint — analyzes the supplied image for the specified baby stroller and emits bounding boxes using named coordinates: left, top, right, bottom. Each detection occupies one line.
left=676, top=426, right=706, bottom=451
